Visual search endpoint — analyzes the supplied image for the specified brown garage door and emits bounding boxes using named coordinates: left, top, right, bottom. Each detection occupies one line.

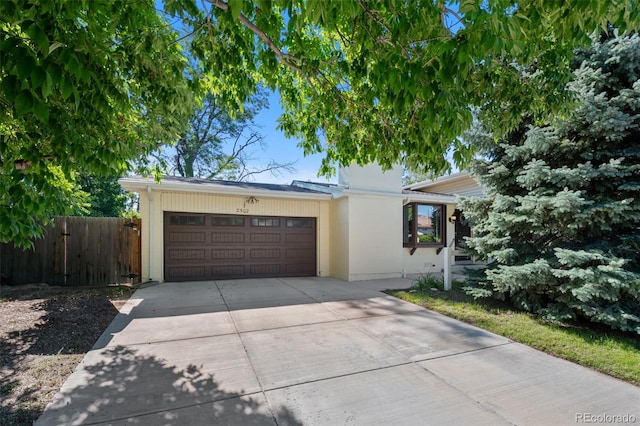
left=164, top=212, right=317, bottom=281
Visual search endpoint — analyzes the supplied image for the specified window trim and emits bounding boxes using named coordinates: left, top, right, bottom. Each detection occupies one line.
left=211, top=216, right=245, bottom=227
left=250, top=217, right=281, bottom=227
left=169, top=214, right=205, bottom=226
left=286, top=218, right=314, bottom=228
left=403, top=202, right=446, bottom=248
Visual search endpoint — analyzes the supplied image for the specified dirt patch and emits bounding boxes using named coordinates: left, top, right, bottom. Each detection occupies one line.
left=0, top=284, right=135, bottom=426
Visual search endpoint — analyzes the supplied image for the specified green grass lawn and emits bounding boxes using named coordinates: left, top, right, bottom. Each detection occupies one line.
left=388, top=283, right=640, bottom=386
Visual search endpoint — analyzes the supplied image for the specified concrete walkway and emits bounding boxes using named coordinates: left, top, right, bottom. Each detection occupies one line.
left=37, top=277, right=639, bottom=425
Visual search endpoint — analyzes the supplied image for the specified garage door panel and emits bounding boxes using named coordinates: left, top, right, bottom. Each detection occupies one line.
left=212, top=265, right=246, bottom=277
left=285, top=248, right=314, bottom=259
left=285, top=233, right=314, bottom=244
left=165, top=213, right=316, bottom=281
left=212, top=232, right=245, bottom=243
left=212, top=217, right=245, bottom=226
left=211, top=249, right=245, bottom=260
left=168, top=214, right=205, bottom=226
left=168, top=266, right=207, bottom=280
left=168, top=249, right=206, bottom=261
left=285, top=263, right=316, bottom=274
left=250, top=264, right=281, bottom=275
left=250, top=249, right=281, bottom=259
left=250, top=233, right=281, bottom=244
left=168, top=231, right=206, bottom=243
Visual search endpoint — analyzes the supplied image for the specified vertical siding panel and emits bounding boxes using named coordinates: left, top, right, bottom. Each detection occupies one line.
left=139, top=191, right=150, bottom=281
left=160, top=191, right=323, bottom=218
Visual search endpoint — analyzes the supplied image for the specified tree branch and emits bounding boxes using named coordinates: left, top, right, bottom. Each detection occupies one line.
left=207, top=0, right=304, bottom=73
left=355, top=0, right=392, bottom=35
left=170, top=21, right=206, bottom=45
left=236, top=160, right=297, bottom=182
left=440, top=5, right=464, bottom=34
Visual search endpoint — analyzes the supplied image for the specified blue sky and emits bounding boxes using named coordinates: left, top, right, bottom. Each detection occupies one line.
left=237, top=91, right=337, bottom=184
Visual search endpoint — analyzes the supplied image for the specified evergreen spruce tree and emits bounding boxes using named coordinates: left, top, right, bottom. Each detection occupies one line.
left=460, top=34, right=640, bottom=333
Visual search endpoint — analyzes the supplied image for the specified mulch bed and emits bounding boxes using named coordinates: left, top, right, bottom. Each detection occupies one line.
left=0, top=284, right=134, bottom=426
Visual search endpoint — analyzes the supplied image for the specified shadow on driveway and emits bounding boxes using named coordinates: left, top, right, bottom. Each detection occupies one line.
left=37, top=344, right=301, bottom=425
left=36, top=277, right=640, bottom=425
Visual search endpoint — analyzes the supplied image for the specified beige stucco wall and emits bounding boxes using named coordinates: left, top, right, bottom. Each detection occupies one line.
left=329, top=197, right=350, bottom=280
left=339, top=163, right=402, bottom=192
left=329, top=194, right=455, bottom=281
left=316, top=202, right=331, bottom=278
left=138, top=190, right=151, bottom=281
left=343, top=194, right=404, bottom=281
left=402, top=246, right=444, bottom=276
left=138, top=189, right=330, bottom=282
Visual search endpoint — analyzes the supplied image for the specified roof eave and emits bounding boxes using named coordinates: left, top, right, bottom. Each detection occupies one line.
left=403, top=171, right=472, bottom=191
left=332, top=188, right=456, bottom=203
left=118, top=178, right=333, bottom=201
left=403, top=193, right=457, bottom=204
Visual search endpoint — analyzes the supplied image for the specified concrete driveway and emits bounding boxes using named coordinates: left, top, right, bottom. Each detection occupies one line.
left=37, top=277, right=639, bottom=425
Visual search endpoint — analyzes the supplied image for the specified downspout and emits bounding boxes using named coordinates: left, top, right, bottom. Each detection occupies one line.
left=147, top=186, right=154, bottom=281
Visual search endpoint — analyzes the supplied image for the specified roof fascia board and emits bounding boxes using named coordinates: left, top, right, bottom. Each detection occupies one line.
left=404, top=171, right=472, bottom=191
left=338, top=188, right=456, bottom=203
left=291, top=181, right=346, bottom=197
left=118, top=178, right=333, bottom=201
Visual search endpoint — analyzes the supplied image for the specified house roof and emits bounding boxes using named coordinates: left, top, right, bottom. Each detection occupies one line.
left=291, top=180, right=339, bottom=189
left=291, top=179, right=456, bottom=203
left=403, top=171, right=485, bottom=198
left=118, top=176, right=333, bottom=200
left=119, top=175, right=458, bottom=203
left=401, top=189, right=457, bottom=203
left=403, top=171, right=473, bottom=191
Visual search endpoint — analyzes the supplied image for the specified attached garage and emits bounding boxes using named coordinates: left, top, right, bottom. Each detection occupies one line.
left=164, top=212, right=316, bottom=281
left=118, top=176, right=332, bottom=282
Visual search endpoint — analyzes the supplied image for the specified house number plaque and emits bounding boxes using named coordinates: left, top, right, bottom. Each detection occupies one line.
left=236, top=196, right=259, bottom=214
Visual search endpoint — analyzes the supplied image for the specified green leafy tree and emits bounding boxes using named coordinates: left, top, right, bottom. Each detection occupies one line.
left=2, top=0, right=637, bottom=248
left=460, top=34, right=640, bottom=333
left=152, top=90, right=296, bottom=181
left=1, top=0, right=191, bottom=247
left=78, top=174, right=130, bottom=218
left=168, top=0, right=636, bottom=176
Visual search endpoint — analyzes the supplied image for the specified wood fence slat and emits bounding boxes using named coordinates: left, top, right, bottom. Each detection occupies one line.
left=0, top=216, right=143, bottom=286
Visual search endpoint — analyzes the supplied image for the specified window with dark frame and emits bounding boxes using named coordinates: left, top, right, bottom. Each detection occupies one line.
left=169, top=215, right=205, bottom=226
left=286, top=218, right=313, bottom=228
left=403, top=203, right=445, bottom=247
left=212, top=216, right=244, bottom=226
left=250, top=217, right=281, bottom=227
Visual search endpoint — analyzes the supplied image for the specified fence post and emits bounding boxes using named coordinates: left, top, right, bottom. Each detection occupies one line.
left=63, top=218, right=68, bottom=286
left=443, top=247, right=452, bottom=291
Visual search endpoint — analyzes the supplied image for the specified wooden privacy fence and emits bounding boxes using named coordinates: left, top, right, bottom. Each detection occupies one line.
left=1, top=217, right=141, bottom=286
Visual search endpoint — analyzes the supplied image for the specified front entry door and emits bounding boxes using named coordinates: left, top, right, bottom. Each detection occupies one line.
left=454, top=209, right=471, bottom=250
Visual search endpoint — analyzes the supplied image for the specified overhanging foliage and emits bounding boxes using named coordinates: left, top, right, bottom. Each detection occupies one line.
left=1, top=0, right=637, bottom=247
